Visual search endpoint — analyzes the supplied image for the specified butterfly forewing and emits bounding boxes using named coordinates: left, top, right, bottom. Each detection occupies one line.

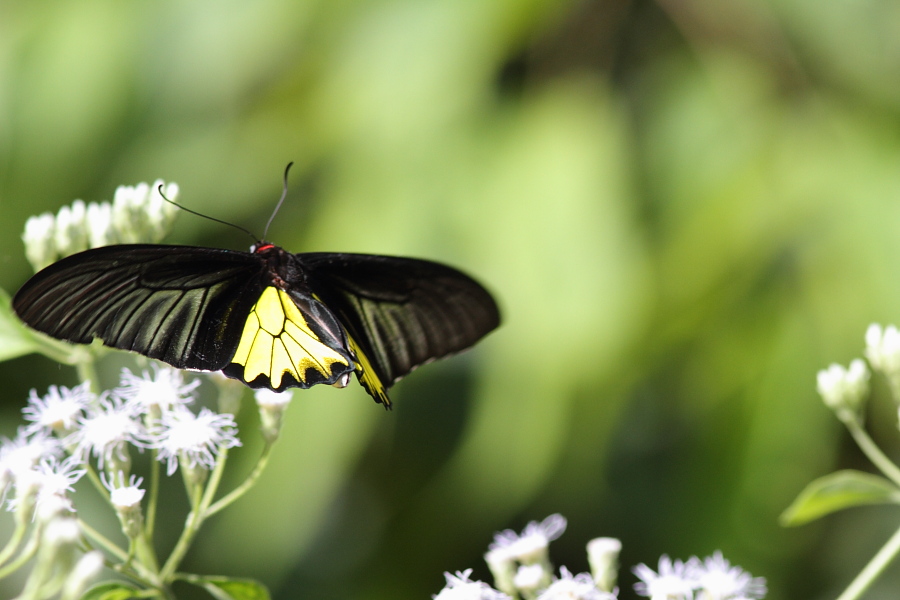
left=299, top=252, right=501, bottom=388
left=13, top=245, right=263, bottom=370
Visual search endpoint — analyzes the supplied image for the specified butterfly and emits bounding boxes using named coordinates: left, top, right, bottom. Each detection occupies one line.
left=12, top=241, right=500, bottom=408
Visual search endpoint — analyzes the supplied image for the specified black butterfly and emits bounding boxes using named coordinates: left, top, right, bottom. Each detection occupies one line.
left=12, top=241, right=500, bottom=408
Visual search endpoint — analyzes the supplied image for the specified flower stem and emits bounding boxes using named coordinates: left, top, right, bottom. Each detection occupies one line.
left=205, top=442, right=273, bottom=518
left=0, top=531, right=39, bottom=579
left=78, top=519, right=160, bottom=585
left=84, top=464, right=109, bottom=499
left=134, top=529, right=160, bottom=575
left=836, top=522, right=900, bottom=600
left=159, top=466, right=209, bottom=582
left=75, top=354, right=101, bottom=396
left=0, top=518, right=29, bottom=567
left=146, top=450, right=160, bottom=541
left=845, top=419, right=900, bottom=487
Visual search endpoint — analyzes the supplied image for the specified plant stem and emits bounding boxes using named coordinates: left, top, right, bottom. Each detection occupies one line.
left=75, top=354, right=101, bottom=395
left=134, top=529, right=160, bottom=575
left=198, top=446, right=230, bottom=515
left=205, top=442, right=273, bottom=518
left=84, top=464, right=109, bottom=499
left=146, top=450, right=160, bottom=541
left=837, top=522, right=900, bottom=600
left=845, top=419, right=900, bottom=487
left=0, top=519, right=29, bottom=567
left=0, top=531, right=39, bottom=579
left=159, top=473, right=206, bottom=581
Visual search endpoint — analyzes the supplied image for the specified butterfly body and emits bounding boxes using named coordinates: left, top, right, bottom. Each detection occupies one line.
left=13, top=243, right=500, bottom=407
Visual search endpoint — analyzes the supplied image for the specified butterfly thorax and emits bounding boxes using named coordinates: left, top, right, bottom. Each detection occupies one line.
left=252, top=242, right=308, bottom=291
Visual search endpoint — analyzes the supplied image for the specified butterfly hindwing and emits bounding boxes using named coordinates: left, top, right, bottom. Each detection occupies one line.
left=222, top=286, right=353, bottom=392
left=298, top=252, right=501, bottom=399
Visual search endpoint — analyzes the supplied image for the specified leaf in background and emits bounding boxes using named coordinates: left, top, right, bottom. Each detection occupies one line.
left=780, top=469, right=900, bottom=526
left=195, top=577, right=271, bottom=600
left=0, top=287, right=41, bottom=362
left=79, top=582, right=141, bottom=600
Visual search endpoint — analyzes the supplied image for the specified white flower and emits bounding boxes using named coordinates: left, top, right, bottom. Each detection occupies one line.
left=63, top=551, right=105, bottom=599
left=255, top=389, right=294, bottom=442
left=22, top=212, right=57, bottom=271
left=816, top=359, right=869, bottom=415
left=54, top=199, right=88, bottom=257
left=152, top=406, right=241, bottom=476
left=587, top=537, right=621, bottom=592
left=254, top=388, right=293, bottom=409
left=688, top=552, right=766, bottom=600
left=22, top=382, right=92, bottom=435
left=145, top=180, right=179, bottom=237
left=42, top=516, right=81, bottom=556
left=112, top=182, right=151, bottom=243
left=8, top=457, right=84, bottom=516
left=67, top=395, right=147, bottom=469
left=101, top=472, right=145, bottom=509
left=537, top=567, right=617, bottom=600
left=102, top=471, right=145, bottom=538
left=633, top=555, right=695, bottom=600
left=513, top=563, right=547, bottom=595
left=0, top=428, right=62, bottom=479
left=34, top=493, right=75, bottom=524
left=111, top=180, right=177, bottom=243
left=86, top=201, right=114, bottom=247
left=865, top=324, right=900, bottom=377
left=116, top=365, right=199, bottom=414
left=433, top=569, right=512, bottom=600
left=485, top=546, right=517, bottom=597
left=35, top=457, right=85, bottom=501
left=489, top=514, right=567, bottom=564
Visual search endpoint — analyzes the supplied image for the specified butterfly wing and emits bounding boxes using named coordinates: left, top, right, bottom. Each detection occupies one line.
left=298, top=253, right=501, bottom=404
left=13, top=245, right=498, bottom=401
left=13, top=244, right=265, bottom=371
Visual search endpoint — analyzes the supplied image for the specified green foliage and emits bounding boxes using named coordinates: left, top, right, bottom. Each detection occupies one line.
left=191, top=577, right=270, bottom=600
left=781, top=470, right=900, bottom=527
left=0, top=288, right=40, bottom=363
left=79, top=583, right=141, bottom=600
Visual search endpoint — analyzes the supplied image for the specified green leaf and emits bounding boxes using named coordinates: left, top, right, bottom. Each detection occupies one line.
left=194, top=577, right=271, bottom=600
left=781, top=469, right=900, bottom=526
left=0, top=287, right=40, bottom=362
left=79, top=581, right=141, bottom=600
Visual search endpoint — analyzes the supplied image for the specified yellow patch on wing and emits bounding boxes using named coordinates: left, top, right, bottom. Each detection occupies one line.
left=231, top=287, right=350, bottom=389
left=347, top=334, right=391, bottom=407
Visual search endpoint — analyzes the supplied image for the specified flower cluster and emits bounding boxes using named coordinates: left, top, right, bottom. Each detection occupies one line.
left=800, top=323, right=900, bottom=597
left=29, top=367, right=239, bottom=482
left=22, top=179, right=179, bottom=271
left=816, top=359, right=870, bottom=422
left=815, top=322, right=900, bottom=426
left=0, top=365, right=244, bottom=597
left=633, top=552, right=766, bottom=600
left=433, top=516, right=765, bottom=600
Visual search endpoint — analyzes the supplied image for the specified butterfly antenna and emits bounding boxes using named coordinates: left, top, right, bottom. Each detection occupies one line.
left=262, top=162, right=293, bottom=241
left=156, top=184, right=258, bottom=242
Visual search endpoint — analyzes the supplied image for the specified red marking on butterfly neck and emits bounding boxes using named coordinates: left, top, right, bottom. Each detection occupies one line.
left=254, top=243, right=275, bottom=253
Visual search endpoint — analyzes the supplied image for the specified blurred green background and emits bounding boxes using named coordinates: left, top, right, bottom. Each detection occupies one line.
left=3, top=0, right=900, bottom=598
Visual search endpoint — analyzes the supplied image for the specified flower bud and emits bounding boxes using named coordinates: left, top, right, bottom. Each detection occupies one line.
left=23, top=213, right=57, bottom=271
left=586, top=537, right=621, bottom=592
left=255, top=389, right=293, bottom=443
left=816, top=359, right=870, bottom=421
